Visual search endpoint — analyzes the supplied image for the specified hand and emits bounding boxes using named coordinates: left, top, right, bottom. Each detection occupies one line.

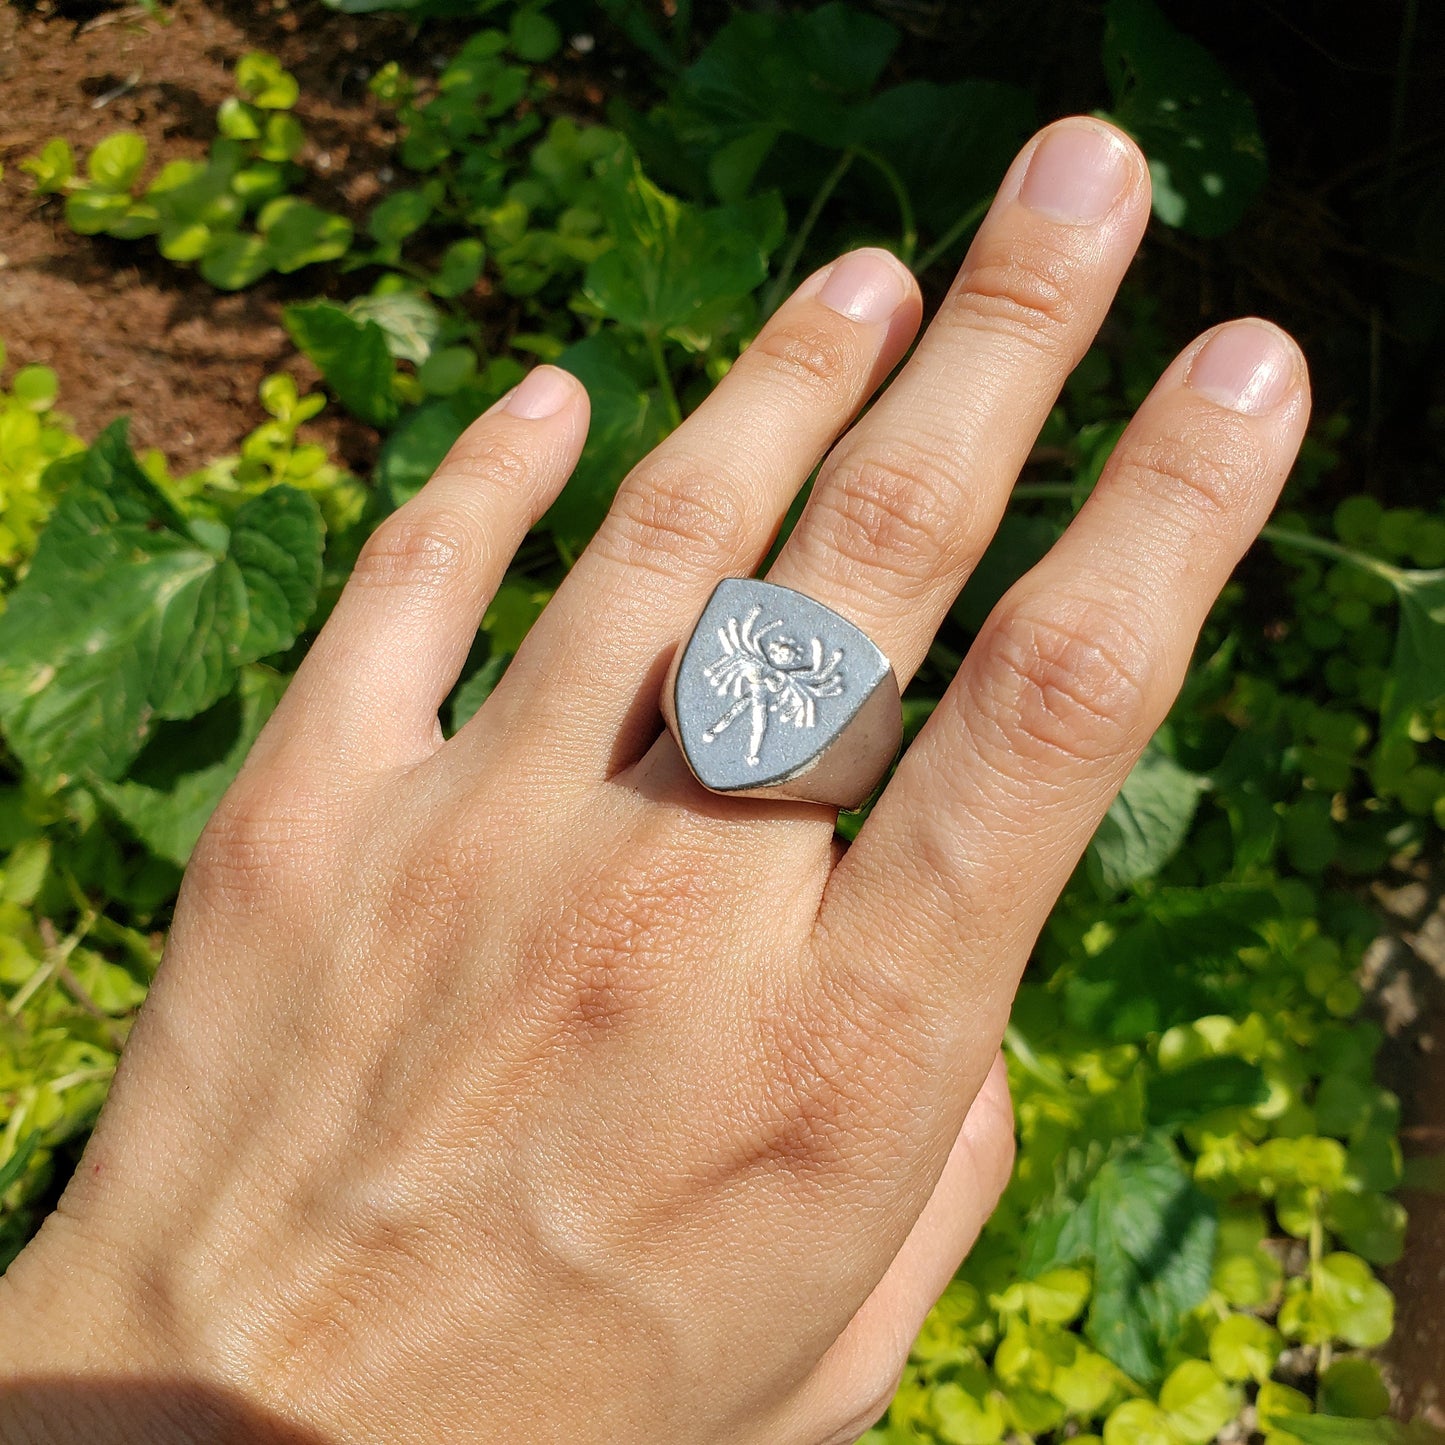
left=0, top=116, right=1308, bottom=1445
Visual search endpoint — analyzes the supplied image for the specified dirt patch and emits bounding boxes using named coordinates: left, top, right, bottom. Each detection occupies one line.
left=1366, top=861, right=1445, bottom=1419
left=0, top=0, right=430, bottom=473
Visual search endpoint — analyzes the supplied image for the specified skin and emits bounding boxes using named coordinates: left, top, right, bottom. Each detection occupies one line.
left=0, top=117, right=1309, bottom=1444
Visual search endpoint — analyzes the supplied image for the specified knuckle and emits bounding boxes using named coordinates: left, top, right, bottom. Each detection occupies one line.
left=350, top=502, right=488, bottom=598
left=521, top=838, right=715, bottom=1047
left=438, top=436, right=534, bottom=494
left=746, top=317, right=861, bottom=393
left=598, top=456, right=753, bottom=580
left=946, top=233, right=1079, bottom=348
left=190, top=773, right=334, bottom=909
left=807, top=439, right=962, bottom=588
left=1118, top=420, right=1255, bottom=521
left=976, top=590, right=1158, bottom=766
left=743, top=964, right=935, bottom=1186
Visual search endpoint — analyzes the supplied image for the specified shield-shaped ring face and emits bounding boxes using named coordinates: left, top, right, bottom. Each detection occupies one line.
left=662, top=578, right=903, bottom=810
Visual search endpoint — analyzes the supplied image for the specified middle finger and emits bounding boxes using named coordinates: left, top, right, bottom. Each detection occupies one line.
left=766, top=116, right=1151, bottom=689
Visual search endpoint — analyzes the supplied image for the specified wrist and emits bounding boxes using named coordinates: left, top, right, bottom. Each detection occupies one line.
left=0, top=1224, right=203, bottom=1445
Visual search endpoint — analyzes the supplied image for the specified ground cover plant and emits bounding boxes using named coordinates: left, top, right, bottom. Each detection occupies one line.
left=2, top=0, right=1444, bottom=1438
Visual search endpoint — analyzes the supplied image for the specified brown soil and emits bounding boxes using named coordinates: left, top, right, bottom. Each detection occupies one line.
left=0, top=0, right=430, bottom=473
left=1367, top=861, right=1445, bottom=1419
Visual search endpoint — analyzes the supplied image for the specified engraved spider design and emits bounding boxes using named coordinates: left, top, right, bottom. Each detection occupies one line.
left=700, top=604, right=845, bottom=767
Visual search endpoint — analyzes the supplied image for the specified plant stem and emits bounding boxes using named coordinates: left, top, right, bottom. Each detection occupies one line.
left=855, top=147, right=917, bottom=266
left=1010, top=482, right=1074, bottom=502
left=1003, top=1022, right=1072, bottom=1095
left=1259, top=524, right=1403, bottom=585
left=647, top=331, right=683, bottom=430
left=914, top=193, right=994, bottom=277
left=763, top=148, right=856, bottom=317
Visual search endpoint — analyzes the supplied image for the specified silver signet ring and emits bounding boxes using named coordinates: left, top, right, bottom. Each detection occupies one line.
left=661, top=579, right=903, bottom=810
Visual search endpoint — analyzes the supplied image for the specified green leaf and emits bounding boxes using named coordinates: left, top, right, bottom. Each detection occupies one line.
left=235, top=51, right=300, bottom=110
left=1103, top=0, right=1267, bottom=237
left=284, top=302, right=398, bottom=428
left=1327, top=1189, right=1407, bottom=1266
left=543, top=332, right=669, bottom=552
left=852, top=80, right=1034, bottom=235
left=11, top=366, right=59, bottom=413
left=86, top=132, right=147, bottom=192
left=1148, top=1056, right=1268, bottom=1128
left=682, top=2, right=898, bottom=150
left=97, top=666, right=287, bottom=866
left=1315, top=1252, right=1394, bottom=1348
left=1276, top=1419, right=1445, bottom=1445
left=584, top=152, right=784, bottom=340
left=448, top=653, right=508, bottom=736
left=0, top=424, right=322, bottom=790
left=430, top=237, right=485, bottom=297
left=509, top=7, right=560, bottom=62
left=366, top=188, right=435, bottom=247
left=482, top=581, right=550, bottom=655
left=1208, top=1312, right=1282, bottom=1383
left=0, top=1134, right=40, bottom=1196
left=932, top=1372, right=1006, bottom=1444
left=216, top=97, right=262, bottom=141
left=1159, top=1359, right=1241, bottom=1445
left=199, top=230, right=273, bottom=290
left=1022, top=1133, right=1216, bottom=1386
left=348, top=289, right=444, bottom=367
left=1088, top=740, right=1206, bottom=891
left=377, top=396, right=476, bottom=506
left=1381, top=567, right=1445, bottom=736
left=258, top=198, right=354, bottom=273
left=1104, top=1400, right=1176, bottom=1445
left=1318, top=1358, right=1391, bottom=1420
left=416, top=346, right=477, bottom=397
left=64, top=189, right=132, bottom=236
left=255, top=112, right=306, bottom=164
left=952, top=512, right=1065, bottom=635
left=21, top=137, right=75, bottom=194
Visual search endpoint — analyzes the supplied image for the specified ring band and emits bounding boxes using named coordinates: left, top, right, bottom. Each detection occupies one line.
left=661, top=579, right=903, bottom=810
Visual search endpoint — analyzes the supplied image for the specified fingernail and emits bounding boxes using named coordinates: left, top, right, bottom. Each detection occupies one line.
left=1186, top=322, right=1295, bottom=415
left=817, top=247, right=910, bottom=324
left=505, top=366, right=573, bottom=419
left=1019, top=121, right=1131, bottom=225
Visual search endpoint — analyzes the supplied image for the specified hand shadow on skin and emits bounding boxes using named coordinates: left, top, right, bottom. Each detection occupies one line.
left=0, top=1379, right=332, bottom=1444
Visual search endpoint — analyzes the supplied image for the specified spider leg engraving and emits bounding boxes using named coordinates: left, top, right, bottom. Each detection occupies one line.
left=701, top=691, right=753, bottom=743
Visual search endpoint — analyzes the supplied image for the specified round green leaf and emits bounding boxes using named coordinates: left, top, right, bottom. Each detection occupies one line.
left=256, top=112, right=306, bottom=164
left=216, top=97, right=262, bottom=141
left=932, top=1378, right=1005, bottom=1445
left=1316, top=1252, right=1394, bottom=1347
left=1327, top=1189, right=1407, bottom=1265
left=1317, top=1357, right=1390, bottom=1419
left=10, top=366, right=59, bottom=413
left=199, top=231, right=272, bottom=290
left=1159, top=1359, right=1241, bottom=1445
left=86, top=131, right=147, bottom=192
left=509, top=7, right=561, bottom=61
left=1209, top=1313, right=1282, bottom=1383
left=1104, top=1400, right=1176, bottom=1445
left=63, top=188, right=132, bottom=235
left=416, top=346, right=477, bottom=397
left=366, top=188, right=434, bottom=247
left=235, top=50, right=300, bottom=109
left=158, top=219, right=213, bottom=262
left=258, top=199, right=353, bottom=272
left=430, top=237, right=485, bottom=298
